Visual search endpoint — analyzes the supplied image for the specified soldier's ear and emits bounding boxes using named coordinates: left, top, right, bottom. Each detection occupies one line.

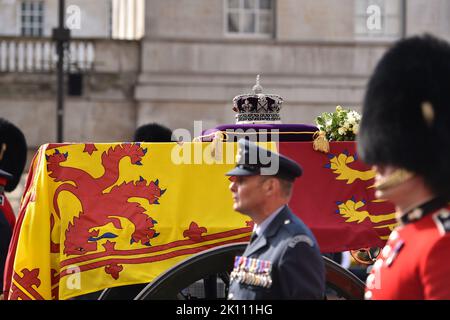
left=261, top=176, right=277, bottom=195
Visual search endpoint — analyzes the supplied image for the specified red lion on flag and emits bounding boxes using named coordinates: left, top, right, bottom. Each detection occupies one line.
left=46, top=143, right=165, bottom=256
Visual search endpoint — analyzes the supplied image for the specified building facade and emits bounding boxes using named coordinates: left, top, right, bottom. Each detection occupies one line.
left=2, top=0, right=450, bottom=147
left=136, top=0, right=450, bottom=133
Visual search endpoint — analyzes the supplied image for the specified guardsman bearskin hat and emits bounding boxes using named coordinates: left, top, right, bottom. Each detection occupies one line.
left=0, top=118, right=27, bottom=192
left=133, top=123, right=173, bottom=142
left=358, top=34, right=450, bottom=198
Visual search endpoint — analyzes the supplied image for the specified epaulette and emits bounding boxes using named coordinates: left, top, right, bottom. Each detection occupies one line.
left=433, top=209, right=450, bottom=235
left=288, top=234, right=314, bottom=248
left=282, top=218, right=315, bottom=248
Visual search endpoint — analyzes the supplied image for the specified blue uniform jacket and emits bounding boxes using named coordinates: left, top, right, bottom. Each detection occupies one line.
left=228, top=206, right=325, bottom=300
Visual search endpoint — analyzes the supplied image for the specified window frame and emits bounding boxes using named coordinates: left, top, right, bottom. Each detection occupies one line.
left=224, top=0, right=274, bottom=39
left=18, top=0, right=45, bottom=37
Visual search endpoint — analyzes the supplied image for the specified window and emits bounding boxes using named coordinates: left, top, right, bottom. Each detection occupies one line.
left=112, top=0, right=145, bottom=40
left=20, top=1, right=44, bottom=37
left=225, top=0, right=274, bottom=37
left=354, top=0, right=402, bottom=40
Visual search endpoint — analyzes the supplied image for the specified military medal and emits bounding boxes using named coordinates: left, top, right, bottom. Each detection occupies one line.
left=238, top=257, right=246, bottom=283
left=232, top=256, right=273, bottom=288
left=230, top=256, right=240, bottom=282
left=255, top=259, right=261, bottom=286
left=385, top=240, right=404, bottom=267
left=250, top=258, right=257, bottom=285
left=264, top=260, right=273, bottom=288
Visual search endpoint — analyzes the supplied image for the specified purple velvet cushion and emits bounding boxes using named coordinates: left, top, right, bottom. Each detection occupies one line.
left=202, top=124, right=318, bottom=142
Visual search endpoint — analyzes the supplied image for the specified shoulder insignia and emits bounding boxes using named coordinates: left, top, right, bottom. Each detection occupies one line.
left=433, top=209, right=450, bottom=235
left=288, top=235, right=314, bottom=248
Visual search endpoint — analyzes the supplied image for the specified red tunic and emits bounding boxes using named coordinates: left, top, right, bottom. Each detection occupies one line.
left=0, top=195, right=15, bottom=229
left=365, top=206, right=450, bottom=300
left=0, top=175, right=15, bottom=229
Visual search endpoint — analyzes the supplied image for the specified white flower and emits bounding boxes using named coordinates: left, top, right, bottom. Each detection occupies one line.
left=343, top=121, right=350, bottom=129
left=336, top=105, right=343, bottom=112
left=347, top=114, right=355, bottom=125
left=352, top=123, right=359, bottom=134
left=351, top=111, right=361, bottom=121
left=338, top=127, right=347, bottom=135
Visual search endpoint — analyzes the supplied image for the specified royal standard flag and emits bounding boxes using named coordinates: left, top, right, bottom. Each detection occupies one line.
left=7, top=142, right=251, bottom=300
left=5, top=141, right=395, bottom=299
left=280, top=142, right=396, bottom=252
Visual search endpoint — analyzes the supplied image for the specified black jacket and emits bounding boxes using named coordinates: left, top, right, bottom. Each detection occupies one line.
left=0, top=208, right=12, bottom=293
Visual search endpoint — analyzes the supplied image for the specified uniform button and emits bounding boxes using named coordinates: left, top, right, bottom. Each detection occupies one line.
left=284, top=220, right=290, bottom=224
left=373, top=259, right=383, bottom=270
left=389, top=231, right=399, bottom=241
left=385, top=256, right=394, bottom=266
left=408, top=208, right=423, bottom=220
left=382, top=245, right=391, bottom=258
left=439, top=210, right=450, bottom=218
left=364, top=291, right=373, bottom=300
left=228, top=293, right=234, bottom=300
left=366, top=274, right=375, bottom=285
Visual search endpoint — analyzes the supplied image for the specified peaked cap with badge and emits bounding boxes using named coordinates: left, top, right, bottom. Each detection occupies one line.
left=226, top=139, right=302, bottom=182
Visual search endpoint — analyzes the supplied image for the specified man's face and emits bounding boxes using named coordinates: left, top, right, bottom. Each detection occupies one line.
left=228, top=175, right=266, bottom=216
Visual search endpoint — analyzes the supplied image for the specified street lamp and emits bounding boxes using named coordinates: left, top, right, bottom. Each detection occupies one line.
left=51, top=0, right=71, bottom=143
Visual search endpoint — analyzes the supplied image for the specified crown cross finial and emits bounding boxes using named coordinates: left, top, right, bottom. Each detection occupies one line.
left=252, top=74, right=263, bottom=94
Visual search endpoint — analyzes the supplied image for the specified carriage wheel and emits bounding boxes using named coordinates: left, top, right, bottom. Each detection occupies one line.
left=124, top=242, right=365, bottom=300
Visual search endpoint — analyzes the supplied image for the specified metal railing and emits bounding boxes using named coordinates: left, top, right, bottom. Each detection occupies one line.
left=0, top=37, right=95, bottom=73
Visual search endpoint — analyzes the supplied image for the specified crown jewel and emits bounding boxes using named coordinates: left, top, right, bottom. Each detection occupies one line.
left=232, top=75, right=283, bottom=124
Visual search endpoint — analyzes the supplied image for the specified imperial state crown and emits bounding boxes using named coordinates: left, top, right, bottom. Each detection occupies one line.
left=232, top=75, right=283, bottom=124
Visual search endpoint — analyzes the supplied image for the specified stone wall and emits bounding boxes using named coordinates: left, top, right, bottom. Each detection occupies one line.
left=0, top=39, right=140, bottom=147
left=136, top=40, right=386, bottom=131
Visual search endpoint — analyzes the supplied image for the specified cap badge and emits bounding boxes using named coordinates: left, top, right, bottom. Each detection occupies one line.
left=236, top=147, right=243, bottom=164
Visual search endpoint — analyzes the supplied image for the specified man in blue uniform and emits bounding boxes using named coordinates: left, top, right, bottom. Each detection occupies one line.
left=226, top=139, right=325, bottom=300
